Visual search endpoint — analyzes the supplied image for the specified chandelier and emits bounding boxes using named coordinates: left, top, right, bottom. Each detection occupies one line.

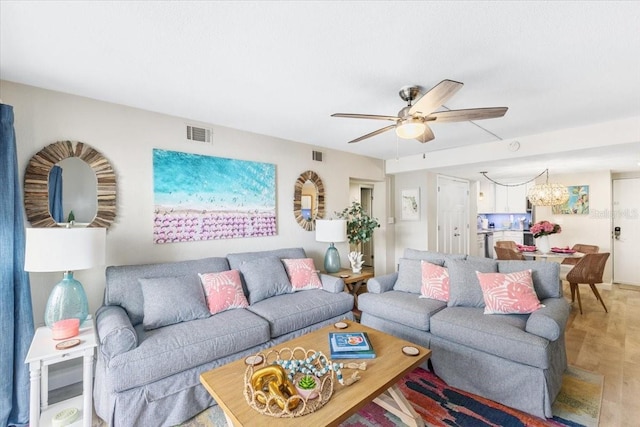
left=480, top=169, right=569, bottom=207
left=526, top=170, right=569, bottom=206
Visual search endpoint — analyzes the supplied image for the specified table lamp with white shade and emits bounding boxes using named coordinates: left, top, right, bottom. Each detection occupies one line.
left=315, top=219, right=346, bottom=273
left=24, top=227, right=106, bottom=328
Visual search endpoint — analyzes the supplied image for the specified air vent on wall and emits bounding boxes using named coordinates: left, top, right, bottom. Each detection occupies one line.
left=312, top=151, right=323, bottom=162
left=186, top=125, right=213, bottom=143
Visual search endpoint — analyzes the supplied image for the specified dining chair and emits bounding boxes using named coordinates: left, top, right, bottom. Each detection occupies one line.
left=495, top=240, right=518, bottom=251
left=565, top=252, right=610, bottom=314
left=495, top=246, right=526, bottom=261
left=560, top=244, right=599, bottom=278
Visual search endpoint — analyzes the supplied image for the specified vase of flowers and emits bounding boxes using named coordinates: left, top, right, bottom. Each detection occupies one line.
left=530, top=220, right=561, bottom=254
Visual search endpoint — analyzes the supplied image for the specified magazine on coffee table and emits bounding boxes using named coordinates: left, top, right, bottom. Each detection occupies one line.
left=329, top=332, right=376, bottom=359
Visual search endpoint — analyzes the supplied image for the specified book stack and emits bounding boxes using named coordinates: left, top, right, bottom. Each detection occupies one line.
left=328, top=332, right=376, bottom=359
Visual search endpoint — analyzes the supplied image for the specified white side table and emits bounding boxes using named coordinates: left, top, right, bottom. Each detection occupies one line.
left=25, top=319, right=97, bottom=427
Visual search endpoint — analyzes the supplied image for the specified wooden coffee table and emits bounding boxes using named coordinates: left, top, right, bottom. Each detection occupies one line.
left=200, top=321, right=430, bottom=426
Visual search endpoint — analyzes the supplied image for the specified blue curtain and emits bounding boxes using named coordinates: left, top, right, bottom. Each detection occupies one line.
left=48, top=165, right=63, bottom=223
left=0, top=103, right=34, bottom=427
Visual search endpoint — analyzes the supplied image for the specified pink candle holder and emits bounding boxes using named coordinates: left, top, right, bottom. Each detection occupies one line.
left=52, top=318, right=80, bottom=340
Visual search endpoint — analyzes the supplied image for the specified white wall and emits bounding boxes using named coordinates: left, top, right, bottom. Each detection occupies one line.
left=533, top=170, right=613, bottom=282
left=2, top=80, right=386, bottom=327
left=392, top=170, right=429, bottom=263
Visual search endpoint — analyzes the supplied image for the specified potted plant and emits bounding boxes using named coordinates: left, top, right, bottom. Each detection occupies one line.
left=295, top=375, right=320, bottom=400
left=336, top=201, right=380, bottom=272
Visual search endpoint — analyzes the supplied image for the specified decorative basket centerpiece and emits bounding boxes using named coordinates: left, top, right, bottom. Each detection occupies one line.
left=243, top=347, right=335, bottom=417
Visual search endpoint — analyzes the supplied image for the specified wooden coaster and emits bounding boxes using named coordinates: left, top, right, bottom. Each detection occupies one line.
left=334, top=322, right=348, bottom=329
left=55, top=339, right=81, bottom=350
left=244, top=355, right=264, bottom=366
left=402, top=346, right=420, bottom=356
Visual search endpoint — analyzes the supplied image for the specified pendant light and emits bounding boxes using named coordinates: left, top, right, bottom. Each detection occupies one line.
left=526, top=169, right=569, bottom=206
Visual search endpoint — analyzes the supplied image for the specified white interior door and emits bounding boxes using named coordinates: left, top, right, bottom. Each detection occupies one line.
left=613, top=178, right=640, bottom=285
left=437, top=176, right=469, bottom=254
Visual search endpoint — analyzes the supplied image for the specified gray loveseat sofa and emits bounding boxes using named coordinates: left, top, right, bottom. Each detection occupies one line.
left=93, top=247, right=354, bottom=426
left=358, top=248, right=570, bottom=419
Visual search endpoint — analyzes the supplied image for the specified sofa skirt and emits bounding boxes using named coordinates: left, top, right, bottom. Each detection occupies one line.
left=429, top=334, right=567, bottom=419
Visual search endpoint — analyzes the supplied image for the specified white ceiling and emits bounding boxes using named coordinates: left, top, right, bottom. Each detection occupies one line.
left=1, top=1, right=639, bottom=179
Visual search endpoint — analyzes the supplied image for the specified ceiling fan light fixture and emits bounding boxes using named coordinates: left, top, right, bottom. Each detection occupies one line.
left=395, top=117, right=426, bottom=139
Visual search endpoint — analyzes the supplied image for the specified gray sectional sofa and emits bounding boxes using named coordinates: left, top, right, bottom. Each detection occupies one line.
left=358, top=248, right=570, bottom=419
left=93, top=247, right=354, bottom=426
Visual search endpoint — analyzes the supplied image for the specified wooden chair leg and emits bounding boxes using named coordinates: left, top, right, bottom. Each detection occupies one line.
left=572, top=283, right=583, bottom=314
left=570, top=282, right=576, bottom=303
left=589, top=283, right=608, bottom=313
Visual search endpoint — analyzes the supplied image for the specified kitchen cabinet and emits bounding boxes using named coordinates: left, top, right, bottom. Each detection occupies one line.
left=477, top=181, right=495, bottom=213
left=494, top=183, right=530, bottom=213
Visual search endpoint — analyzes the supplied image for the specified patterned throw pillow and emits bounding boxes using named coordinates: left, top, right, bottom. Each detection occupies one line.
left=199, top=270, right=249, bottom=314
left=476, top=269, right=544, bottom=315
left=282, top=258, right=323, bottom=291
left=419, top=261, right=450, bottom=302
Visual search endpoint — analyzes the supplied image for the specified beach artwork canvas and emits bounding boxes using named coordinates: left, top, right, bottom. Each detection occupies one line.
left=153, top=149, right=276, bottom=243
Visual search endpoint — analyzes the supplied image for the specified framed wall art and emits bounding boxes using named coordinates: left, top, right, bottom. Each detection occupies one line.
left=552, top=185, right=589, bottom=215
left=401, top=188, right=420, bottom=221
left=152, top=149, right=276, bottom=243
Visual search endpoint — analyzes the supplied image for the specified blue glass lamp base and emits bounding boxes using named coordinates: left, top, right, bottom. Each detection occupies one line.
left=324, top=243, right=341, bottom=274
left=44, top=272, right=89, bottom=328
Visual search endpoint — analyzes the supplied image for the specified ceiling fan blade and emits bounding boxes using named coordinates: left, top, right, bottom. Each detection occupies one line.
left=428, top=107, right=508, bottom=123
left=331, top=113, right=399, bottom=121
left=347, top=124, right=396, bottom=144
left=408, top=79, right=463, bottom=116
left=415, top=124, right=435, bottom=143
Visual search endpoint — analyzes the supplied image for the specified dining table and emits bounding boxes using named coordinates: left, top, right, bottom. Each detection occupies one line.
left=519, top=250, right=585, bottom=261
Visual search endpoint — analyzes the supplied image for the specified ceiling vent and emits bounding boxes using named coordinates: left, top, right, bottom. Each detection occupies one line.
left=186, top=125, right=212, bottom=143
left=312, top=151, right=323, bottom=162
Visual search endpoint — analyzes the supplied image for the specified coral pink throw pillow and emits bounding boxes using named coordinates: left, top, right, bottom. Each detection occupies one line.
left=476, top=269, right=544, bottom=314
left=420, top=261, right=449, bottom=302
left=199, top=270, right=249, bottom=314
left=282, top=258, right=323, bottom=291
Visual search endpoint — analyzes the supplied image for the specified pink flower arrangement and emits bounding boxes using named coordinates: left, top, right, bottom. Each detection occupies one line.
left=530, top=220, right=561, bottom=238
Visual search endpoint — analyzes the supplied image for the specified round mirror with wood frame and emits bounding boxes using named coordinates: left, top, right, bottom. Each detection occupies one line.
left=293, top=170, right=325, bottom=231
left=24, top=140, right=117, bottom=228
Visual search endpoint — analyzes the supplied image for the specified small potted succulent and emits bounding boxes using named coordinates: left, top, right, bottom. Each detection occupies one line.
left=295, top=375, right=320, bottom=400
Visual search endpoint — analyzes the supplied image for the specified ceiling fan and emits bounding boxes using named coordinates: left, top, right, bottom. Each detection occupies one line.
left=331, top=79, right=508, bottom=144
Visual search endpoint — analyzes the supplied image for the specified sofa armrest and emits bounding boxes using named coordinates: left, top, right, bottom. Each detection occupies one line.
left=366, top=272, right=398, bottom=294
left=319, top=274, right=345, bottom=293
left=95, top=305, right=138, bottom=360
left=525, top=297, right=570, bottom=341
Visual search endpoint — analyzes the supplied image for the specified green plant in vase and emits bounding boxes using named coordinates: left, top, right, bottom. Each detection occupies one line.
left=295, top=374, right=320, bottom=399
left=298, top=375, right=317, bottom=390
left=336, top=202, right=380, bottom=249
left=336, top=201, right=380, bottom=272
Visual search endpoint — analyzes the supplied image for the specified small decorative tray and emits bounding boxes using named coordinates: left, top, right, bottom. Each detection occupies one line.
left=243, top=347, right=334, bottom=418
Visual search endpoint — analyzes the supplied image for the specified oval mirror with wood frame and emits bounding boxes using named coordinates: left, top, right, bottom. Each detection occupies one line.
left=293, top=170, right=325, bottom=231
left=24, top=140, right=117, bottom=228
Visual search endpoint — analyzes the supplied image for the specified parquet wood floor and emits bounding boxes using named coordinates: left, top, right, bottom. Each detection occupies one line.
left=563, top=282, right=640, bottom=427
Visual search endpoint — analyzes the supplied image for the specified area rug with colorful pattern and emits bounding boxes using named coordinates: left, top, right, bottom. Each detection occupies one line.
left=180, top=365, right=602, bottom=427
